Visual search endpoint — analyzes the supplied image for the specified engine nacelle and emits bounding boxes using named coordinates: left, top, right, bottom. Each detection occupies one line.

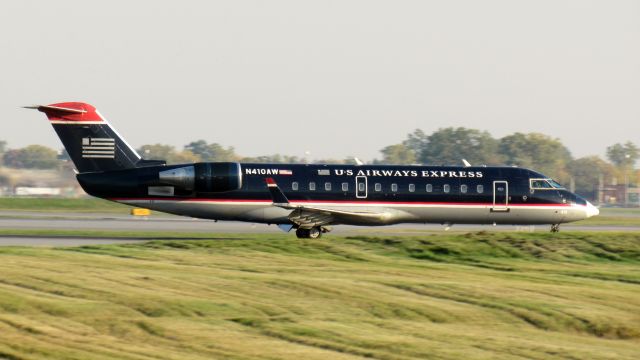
left=77, top=162, right=243, bottom=198
left=159, top=162, right=242, bottom=193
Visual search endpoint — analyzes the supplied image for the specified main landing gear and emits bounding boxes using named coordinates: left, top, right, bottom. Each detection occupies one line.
left=295, top=227, right=323, bottom=239
left=550, top=224, right=560, bottom=233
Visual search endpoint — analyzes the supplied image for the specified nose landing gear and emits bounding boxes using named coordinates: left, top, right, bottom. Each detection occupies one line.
left=550, top=224, right=560, bottom=233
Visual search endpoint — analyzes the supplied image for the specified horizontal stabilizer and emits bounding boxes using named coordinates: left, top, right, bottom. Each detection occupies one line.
left=23, top=102, right=103, bottom=122
left=24, top=104, right=87, bottom=115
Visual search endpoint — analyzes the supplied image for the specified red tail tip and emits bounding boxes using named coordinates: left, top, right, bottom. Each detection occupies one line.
left=37, top=102, right=104, bottom=122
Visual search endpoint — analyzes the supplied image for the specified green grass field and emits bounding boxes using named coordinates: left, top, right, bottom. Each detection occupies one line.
left=0, top=231, right=639, bottom=359
left=0, top=198, right=129, bottom=213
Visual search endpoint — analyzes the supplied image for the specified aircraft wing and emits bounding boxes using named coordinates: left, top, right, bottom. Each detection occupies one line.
left=265, top=178, right=391, bottom=228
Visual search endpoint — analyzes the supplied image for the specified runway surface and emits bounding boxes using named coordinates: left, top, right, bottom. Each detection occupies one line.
left=0, top=236, right=149, bottom=247
left=0, top=211, right=638, bottom=246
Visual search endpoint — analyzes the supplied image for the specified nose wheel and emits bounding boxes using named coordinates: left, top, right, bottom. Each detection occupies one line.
left=295, top=227, right=322, bottom=239
left=550, top=224, right=560, bottom=233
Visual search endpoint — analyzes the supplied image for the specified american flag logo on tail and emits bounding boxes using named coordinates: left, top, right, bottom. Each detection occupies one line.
left=82, top=138, right=115, bottom=158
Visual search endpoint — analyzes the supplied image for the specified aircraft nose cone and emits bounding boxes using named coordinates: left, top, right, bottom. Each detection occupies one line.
left=585, top=201, right=599, bottom=218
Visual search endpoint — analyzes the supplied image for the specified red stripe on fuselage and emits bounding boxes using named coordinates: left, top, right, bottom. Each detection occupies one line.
left=108, top=197, right=579, bottom=207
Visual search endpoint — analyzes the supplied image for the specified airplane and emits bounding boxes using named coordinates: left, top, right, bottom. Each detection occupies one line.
left=27, top=102, right=599, bottom=238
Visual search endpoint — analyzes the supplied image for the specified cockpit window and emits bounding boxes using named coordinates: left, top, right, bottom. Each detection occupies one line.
left=530, top=179, right=553, bottom=189
left=548, top=179, right=565, bottom=189
left=530, top=178, right=564, bottom=190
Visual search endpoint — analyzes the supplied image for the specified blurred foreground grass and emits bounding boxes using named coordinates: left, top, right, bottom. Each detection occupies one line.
left=0, top=231, right=639, bottom=359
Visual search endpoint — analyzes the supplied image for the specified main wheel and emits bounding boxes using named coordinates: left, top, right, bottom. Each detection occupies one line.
left=295, top=228, right=310, bottom=238
left=308, top=227, right=322, bottom=239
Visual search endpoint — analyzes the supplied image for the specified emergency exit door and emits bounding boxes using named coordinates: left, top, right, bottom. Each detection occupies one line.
left=355, top=176, right=367, bottom=198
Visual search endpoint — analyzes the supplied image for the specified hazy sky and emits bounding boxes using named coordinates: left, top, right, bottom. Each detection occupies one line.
left=1, top=0, right=638, bottom=162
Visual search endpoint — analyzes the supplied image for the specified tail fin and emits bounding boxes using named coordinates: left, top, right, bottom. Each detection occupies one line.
left=26, top=102, right=142, bottom=173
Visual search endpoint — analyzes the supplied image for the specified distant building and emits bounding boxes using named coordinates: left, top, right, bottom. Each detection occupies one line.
left=14, top=187, right=62, bottom=196
left=598, top=183, right=640, bottom=207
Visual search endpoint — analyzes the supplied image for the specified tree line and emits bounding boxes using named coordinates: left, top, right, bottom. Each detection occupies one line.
left=1, top=128, right=638, bottom=199
left=376, top=128, right=638, bottom=199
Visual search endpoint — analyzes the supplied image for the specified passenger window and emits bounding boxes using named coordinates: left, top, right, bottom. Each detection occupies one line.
left=342, top=182, right=348, bottom=191
left=292, top=182, right=298, bottom=191
left=375, top=183, right=382, bottom=192
left=325, top=182, right=332, bottom=191
left=477, top=185, right=483, bottom=193
left=426, top=184, right=433, bottom=193
left=391, top=183, right=398, bottom=192
left=309, top=182, right=316, bottom=191
left=444, top=184, right=450, bottom=193
left=460, top=184, right=467, bottom=194
left=409, top=184, right=415, bottom=192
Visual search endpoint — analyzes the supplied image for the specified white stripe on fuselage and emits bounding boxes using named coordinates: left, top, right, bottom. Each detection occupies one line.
left=50, top=120, right=105, bottom=124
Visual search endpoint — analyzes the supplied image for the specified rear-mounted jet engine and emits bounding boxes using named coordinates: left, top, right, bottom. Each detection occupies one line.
left=76, top=162, right=242, bottom=198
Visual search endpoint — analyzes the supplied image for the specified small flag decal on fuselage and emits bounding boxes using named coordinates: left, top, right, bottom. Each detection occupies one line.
left=317, top=169, right=330, bottom=175
left=82, top=138, right=115, bottom=158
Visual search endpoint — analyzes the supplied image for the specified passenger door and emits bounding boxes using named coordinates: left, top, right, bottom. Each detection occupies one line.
left=492, top=181, right=509, bottom=211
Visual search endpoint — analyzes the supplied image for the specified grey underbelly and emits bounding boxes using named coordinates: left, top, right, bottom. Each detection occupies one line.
left=115, top=200, right=582, bottom=226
